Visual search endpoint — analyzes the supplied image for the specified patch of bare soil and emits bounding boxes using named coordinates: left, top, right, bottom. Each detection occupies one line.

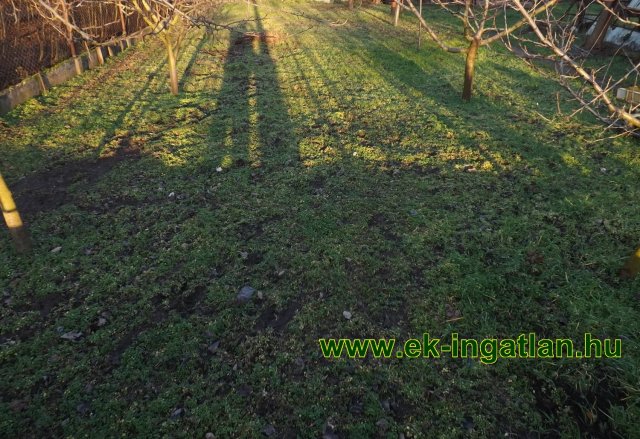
left=529, top=368, right=625, bottom=436
left=255, top=297, right=303, bottom=333
left=11, top=143, right=141, bottom=216
left=236, top=32, right=283, bottom=46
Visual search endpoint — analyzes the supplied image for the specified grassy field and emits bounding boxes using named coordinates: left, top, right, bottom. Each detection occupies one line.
left=1, top=1, right=639, bottom=437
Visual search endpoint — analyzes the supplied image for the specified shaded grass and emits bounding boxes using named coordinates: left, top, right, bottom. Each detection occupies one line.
left=1, top=1, right=639, bottom=437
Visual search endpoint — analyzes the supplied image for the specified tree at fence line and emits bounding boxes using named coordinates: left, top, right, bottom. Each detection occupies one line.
left=128, top=0, right=192, bottom=95
left=0, top=0, right=149, bottom=89
left=23, top=0, right=229, bottom=95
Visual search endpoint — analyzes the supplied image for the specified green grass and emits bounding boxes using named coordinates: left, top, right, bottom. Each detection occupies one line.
left=1, top=1, right=639, bottom=437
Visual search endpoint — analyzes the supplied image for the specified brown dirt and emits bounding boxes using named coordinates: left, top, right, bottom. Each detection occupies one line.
left=105, top=283, right=209, bottom=369
left=236, top=32, right=283, bottom=46
left=529, top=367, right=625, bottom=437
left=11, top=143, right=141, bottom=216
left=255, top=297, right=303, bottom=333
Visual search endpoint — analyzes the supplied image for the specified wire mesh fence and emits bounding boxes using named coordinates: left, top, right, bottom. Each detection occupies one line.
left=0, top=1, right=145, bottom=90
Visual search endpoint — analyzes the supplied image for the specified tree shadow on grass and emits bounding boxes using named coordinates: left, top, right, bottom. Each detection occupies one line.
left=1, top=4, right=639, bottom=438
left=206, top=7, right=298, bottom=172
left=299, top=10, right=640, bottom=436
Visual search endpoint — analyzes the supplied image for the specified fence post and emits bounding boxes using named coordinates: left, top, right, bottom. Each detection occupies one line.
left=96, top=46, right=105, bottom=65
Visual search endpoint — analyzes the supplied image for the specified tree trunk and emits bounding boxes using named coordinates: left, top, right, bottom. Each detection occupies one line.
left=165, top=39, right=179, bottom=95
left=394, top=0, right=401, bottom=26
left=417, top=0, right=423, bottom=48
left=59, top=0, right=81, bottom=74
left=348, top=0, right=354, bottom=9
left=118, top=1, right=127, bottom=36
left=462, top=37, right=479, bottom=101
left=0, top=173, right=30, bottom=254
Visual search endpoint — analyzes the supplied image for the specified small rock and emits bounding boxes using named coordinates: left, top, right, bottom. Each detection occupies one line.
left=463, top=165, right=476, bottom=173
left=76, top=401, right=91, bottom=416
left=207, top=341, right=220, bottom=354
left=262, top=424, right=276, bottom=436
left=236, top=286, right=256, bottom=303
left=600, top=167, right=607, bottom=173
left=170, top=408, right=185, bottom=419
left=168, top=192, right=176, bottom=199
left=51, top=246, right=62, bottom=253
left=60, top=331, right=83, bottom=341
left=322, top=419, right=338, bottom=439
left=205, top=433, right=215, bottom=439
left=216, top=167, right=223, bottom=172
left=277, top=270, right=286, bottom=277
left=97, top=317, right=107, bottom=327
left=461, top=416, right=474, bottom=432
left=342, top=310, right=352, bottom=320
left=239, top=251, right=249, bottom=260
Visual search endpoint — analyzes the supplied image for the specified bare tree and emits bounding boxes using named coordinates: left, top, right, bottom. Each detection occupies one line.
left=25, top=0, right=228, bottom=95
left=399, top=0, right=560, bottom=100
left=394, top=0, right=640, bottom=133
left=127, top=0, right=194, bottom=95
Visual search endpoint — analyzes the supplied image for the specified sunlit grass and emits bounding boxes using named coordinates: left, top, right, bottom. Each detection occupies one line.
left=0, top=1, right=639, bottom=437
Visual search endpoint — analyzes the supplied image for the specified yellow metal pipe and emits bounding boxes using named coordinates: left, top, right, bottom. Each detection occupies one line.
left=621, top=247, right=640, bottom=279
left=0, top=172, right=30, bottom=253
